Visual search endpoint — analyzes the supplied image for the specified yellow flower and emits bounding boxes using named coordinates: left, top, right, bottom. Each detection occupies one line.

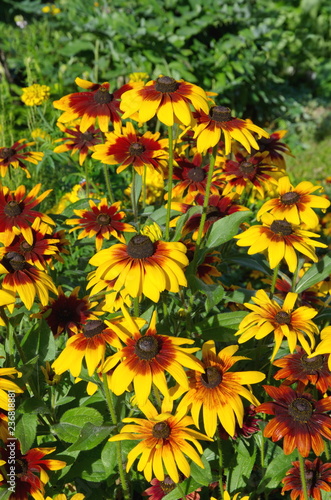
left=0, top=367, right=24, bottom=410
left=46, top=495, right=85, bottom=500
left=129, top=72, right=149, bottom=82
left=109, top=398, right=212, bottom=483
left=21, top=84, right=50, bottom=106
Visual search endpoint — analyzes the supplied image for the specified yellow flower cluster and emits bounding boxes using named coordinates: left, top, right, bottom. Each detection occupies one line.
left=41, top=4, right=61, bottom=15
left=21, top=84, right=50, bottom=106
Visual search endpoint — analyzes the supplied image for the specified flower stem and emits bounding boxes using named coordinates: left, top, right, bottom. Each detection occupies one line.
left=192, top=145, right=218, bottom=269
left=133, top=296, right=140, bottom=317
left=84, top=159, right=90, bottom=199
left=102, top=373, right=130, bottom=500
left=216, top=435, right=225, bottom=500
left=165, top=125, right=174, bottom=240
left=102, top=163, right=115, bottom=204
left=269, top=262, right=280, bottom=299
left=142, top=164, right=147, bottom=209
left=298, top=453, right=309, bottom=500
left=131, top=166, right=138, bottom=224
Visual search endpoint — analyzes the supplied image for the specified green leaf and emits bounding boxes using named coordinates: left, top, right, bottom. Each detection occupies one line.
left=15, top=413, right=38, bottom=454
left=256, top=444, right=296, bottom=493
left=295, top=253, right=331, bottom=293
left=205, top=210, right=252, bottom=249
left=193, top=311, right=248, bottom=341
left=67, top=423, right=114, bottom=451
left=81, top=458, right=109, bottom=482
left=17, top=397, right=51, bottom=415
left=172, top=206, right=202, bottom=242
left=190, top=453, right=213, bottom=486
left=162, top=476, right=202, bottom=500
left=0, top=487, right=11, bottom=500
left=226, top=438, right=256, bottom=491
left=187, top=271, right=224, bottom=312
left=52, top=407, right=103, bottom=443
left=101, top=441, right=118, bottom=475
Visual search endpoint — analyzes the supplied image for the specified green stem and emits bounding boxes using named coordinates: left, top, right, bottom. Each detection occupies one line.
left=142, top=164, right=147, bottom=209
left=325, top=441, right=330, bottom=460
left=191, top=145, right=218, bottom=270
left=269, top=262, right=280, bottom=299
left=102, top=373, right=130, bottom=500
left=291, top=262, right=300, bottom=293
left=102, top=163, right=115, bottom=204
left=84, top=159, right=90, bottom=199
left=131, top=167, right=138, bottom=224
left=165, top=125, right=174, bottom=240
left=298, top=453, right=309, bottom=500
left=216, top=435, right=225, bottom=500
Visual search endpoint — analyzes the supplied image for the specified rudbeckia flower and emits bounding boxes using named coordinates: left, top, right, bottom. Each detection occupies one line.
left=46, top=495, right=85, bottom=500
left=102, top=309, right=204, bottom=407
left=0, top=220, right=60, bottom=270
left=257, top=176, right=330, bottom=228
left=66, top=198, right=135, bottom=251
left=92, top=121, right=168, bottom=175
left=87, top=275, right=132, bottom=313
left=0, top=251, right=58, bottom=310
left=255, top=129, right=294, bottom=170
left=0, top=139, right=43, bottom=178
left=282, top=458, right=331, bottom=500
left=109, top=398, right=212, bottom=483
left=173, top=340, right=265, bottom=437
left=236, top=289, right=319, bottom=362
left=274, top=347, right=331, bottom=394
left=0, top=367, right=23, bottom=410
left=53, top=122, right=102, bottom=165
left=234, top=213, right=327, bottom=273
left=221, top=151, right=279, bottom=197
left=88, top=225, right=189, bottom=302
left=120, top=75, right=209, bottom=126
left=33, top=286, right=101, bottom=337
left=0, top=183, right=55, bottom=246
left=168, top=153, right=224, bottom=203
left=256, top=385, right=331, bottom=457
left=172, top=193, right=248, bottom=241
left=308, top=326, right=331, bottom=370
left=52, top=318, right=124, bottom=377
left=193, top=106, right=269, bottom=154
left=143, top=475, right=201, bottom=500
left=53, top=77, right=137, bottom=133
left=0, top=442, right=66, bottom=500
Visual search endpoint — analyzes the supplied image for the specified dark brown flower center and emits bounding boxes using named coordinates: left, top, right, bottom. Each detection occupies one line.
left=288, top=397, right=313, bottom=422
left=280, top=191, right=300, bottom=205
left=134, top=335, right=160, bottom=360
left=160, top=475, right=176, bottom=493
left=209, top=106, right=232, bottom=122
left=93, top=87, right=113, bottom=104
left=0, top=147, right=15, bottom=160
left=206, top=205, right=221, bottom=222
left=127, top=235, right=155, bottom=259
left=274, top=310, right=291, bottom=325
left=301, top=353, right=325, bottom=373
left=155, top=76, right=180, bottom=93
left=97, top=213, right=110, bottom=226
left=15, top=458, right=29, bottom=477
left=187, top=166, right=206, bottom=182
left=270, top=219, right=293, bottom=236
left=4, top=200, right=23, bottom=217
left=201, top=366, right=222, bottom=388
left=20, top=241, right=33, bottom=253
left=3, top=252, right=26, bottom=272
left=239, top=161, right=256, bottom=175
left=152, top=421, right=171, bottom=439
left=83, top=320, right=106, bottom=338
left=129, top=142, right=145, bottom=156
left=79, top=132, right=94, bottom=142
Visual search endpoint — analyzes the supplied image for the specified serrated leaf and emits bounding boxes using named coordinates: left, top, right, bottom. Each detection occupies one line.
left=295, top=253, right=331, bottom=293
left=205, top=210, right=252, bottom=249
left=67, top=423, right=114, bottom=451
left=52, top=407, right=103, bottom=443
left=15, top=413, right=38, bottom=453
